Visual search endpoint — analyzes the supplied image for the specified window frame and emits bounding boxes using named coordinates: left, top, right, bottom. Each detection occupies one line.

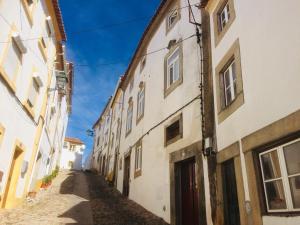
left=213, top=0, right=236, bottom=46
left=164, top=42, right=183, bottom=98
left=134, top=140, right=142, bottom=178
left=258, top=138, right=300, bottom=213
left=21, top=0, right=36, bottom=26
left=0, top=27, right=23, bottom=93
left=125, top=99, right=133, bottom=136
left=215, top=39, right=244, bottom=123
left=165, top=1, right=181, bottom=34
left=136, top=82, right=145, bottom=124
left=164, top=113, right=183, bottom=147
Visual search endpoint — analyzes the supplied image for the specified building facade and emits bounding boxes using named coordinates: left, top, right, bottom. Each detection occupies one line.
left=0, top=0, right=72, bottom=209
left=59, top=137, right=84, bottom=170
left=91, top=0, right=300, bottom=225
left=201, top=0, right=300, bottom=225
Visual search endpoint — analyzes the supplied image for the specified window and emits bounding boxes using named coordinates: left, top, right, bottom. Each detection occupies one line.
left=219, top=2, right=230, bottom=31
left=215, top=39, right=244, bottom=123
left=125, top=100, right=133, bottom=135
left=0, top=37, right=22, bottom=91
left=134, top=142, right=142, bottom=178
left=70, top=145, right=76, bottom=151
left=137, top=83, right=145, bottom=123
left=167, top=47, right=180, bottom=88
left=21, top=0, right=35, bottom=26
left=165, top=114, right=183, bottom=146
left=63, top=142, right=68, bottom=148
left=164, top=43, right=183, bottom=97
left=27, top=78, right=40, bottom=108
left=221, top=60, right=236, bottom=106
left=104, top=130, right=108, bottom=145
left=259, top=139, right=300, bottom=212
left=38, top=38, right=47, bottom=62
left=166, top=5, right=180, bottom=33
left=45, top=16, right=53, bottom=37
left=213, top=0, right=236, bottom=46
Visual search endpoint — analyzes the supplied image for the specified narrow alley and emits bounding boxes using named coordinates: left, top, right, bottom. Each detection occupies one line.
left=0, top=171, right=168, bottom=225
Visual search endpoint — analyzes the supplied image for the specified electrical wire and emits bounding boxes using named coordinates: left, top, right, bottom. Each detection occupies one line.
left=0, top=3, right=198, bottom=44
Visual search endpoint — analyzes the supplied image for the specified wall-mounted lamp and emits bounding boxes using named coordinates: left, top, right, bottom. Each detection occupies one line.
left=86, top=129, right=94, bottom=137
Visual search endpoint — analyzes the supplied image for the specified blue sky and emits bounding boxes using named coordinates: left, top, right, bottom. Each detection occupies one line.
left=59, top=0, right=161, bottom=161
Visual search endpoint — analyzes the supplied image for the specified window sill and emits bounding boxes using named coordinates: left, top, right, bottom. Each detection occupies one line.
left=23, top=101, right=35, bottom=119
left=165, top=134, right=183, bottom=147
left=164, top=78, right=183, bottom=98
left=134, top=169, right=142, bottom=178
left=218, top=91, right=244, bottom=124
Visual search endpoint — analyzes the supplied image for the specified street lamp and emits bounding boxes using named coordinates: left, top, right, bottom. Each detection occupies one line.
left=86, top=129, right=94, bottom=137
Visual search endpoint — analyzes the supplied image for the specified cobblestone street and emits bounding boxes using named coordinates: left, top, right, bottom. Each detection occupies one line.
left=0, top=171, right=168, bottom=225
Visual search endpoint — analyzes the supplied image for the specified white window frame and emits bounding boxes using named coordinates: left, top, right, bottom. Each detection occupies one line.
left=137, top=87, right=145, bottom=119
left=259, top=138, right=300, bottom=213
left=167, top=9, right=178, bottom=30
left=167, top=47, right=180, bottom=88
left=219, top=2, right=230, bottom=31
left=222, top=60, right=236, bottom=106
left=135, top=145, right=142, bottom=171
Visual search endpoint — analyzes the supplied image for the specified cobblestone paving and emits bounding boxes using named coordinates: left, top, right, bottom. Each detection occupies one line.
left=86, top=172, right=169, bottom=225
left=0, top=170, right=93, bottom=225
left=0, top=171, right=168, bottom=225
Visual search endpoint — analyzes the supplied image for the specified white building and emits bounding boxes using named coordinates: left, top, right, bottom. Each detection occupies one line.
left=0, top=0, right=72, bottom=209
left=60, top=137, right=84, bottom=170
left=201, top=0, right=300, bottom=225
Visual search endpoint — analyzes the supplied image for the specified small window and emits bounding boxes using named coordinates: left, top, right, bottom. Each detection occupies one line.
left=165, top=114, right=182, bottom=146
left=137, top=84, right=145, bottom=122
left=2, top=38, right=22, bottom=81
left=259, top=139, right=300, bottom=212
left=129, top=77, right=134, bottom=92
left=45, top=17, right=53, bottom=36
left=134, top=142, right=142, bottom=178
left=27, top=79, right=40, bottom=108
left=167, top=47, right=180, bottom=88
left=219, top=2, right=230, bottom=31
left=63, top=142, right=68, bottom=148
left=220, top=60, right=237, bottom=107
left=213, top=0, right=236, bottom=46
left=166, top=8, right=179, bottom=32
left=125, top=101, right=133, bottom=135
left=70, top=145, right=76, bottom=151
left=104, top=131, right=109, bottom=145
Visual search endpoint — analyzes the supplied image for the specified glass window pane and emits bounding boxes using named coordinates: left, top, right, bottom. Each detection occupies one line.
left=265, top=180, right=287, bottom=210
left=224, top=70, right=231, bottom=88
left=173, top=60, right=179, bottom=82
left=283, top=140, right=300, bottom=175
left=169, top=66, right=174, bottom=85
left=168, top=48, right=179, bottom=64
left=225, top=88, right=232, bottom=105
left=289, top=175, right=300, bottom=209
left=261, top=150, right=282, bottom=180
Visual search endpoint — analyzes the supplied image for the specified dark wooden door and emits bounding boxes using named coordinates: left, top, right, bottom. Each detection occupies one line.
left=177, top=158, right=199, bottom=225
left=222, top=159, right=240, bottom=225
left=123, top=155, right=131, bottom=197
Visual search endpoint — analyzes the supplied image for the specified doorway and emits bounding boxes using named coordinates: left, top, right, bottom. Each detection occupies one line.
left=123, top=154, right=131, bottom=197
left=175, top=157, right=199, bottom=225
left=221, top=159, right=240, bottom=225
left=2, top=146, right=24, bottom=208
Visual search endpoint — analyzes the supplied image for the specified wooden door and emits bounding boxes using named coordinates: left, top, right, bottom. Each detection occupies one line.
left=123, top=155, right=131, bottom=197
left=222, top=159, right=240, bottom=225
left=176, top=158, right=199, bottom=225
left=2, top=148, right=23, bottom=208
